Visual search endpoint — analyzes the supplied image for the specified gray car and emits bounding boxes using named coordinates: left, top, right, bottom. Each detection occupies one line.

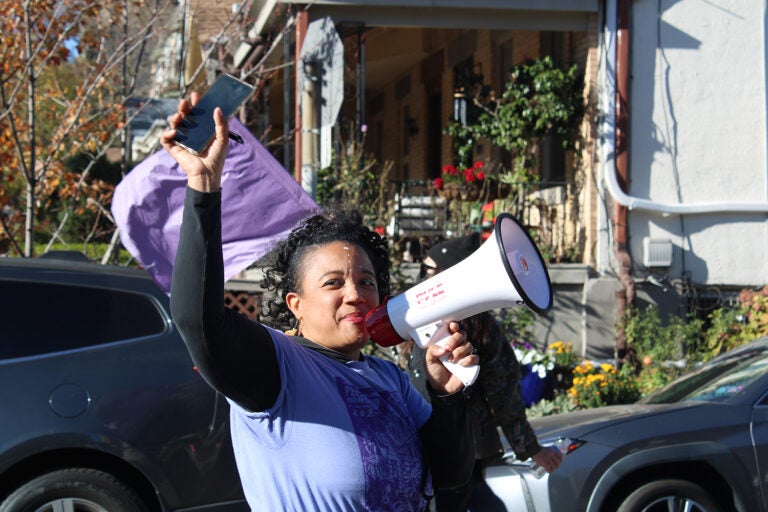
left=486, top=337, right=768, bottom=512
left=0, top=255, right=247, bottom=512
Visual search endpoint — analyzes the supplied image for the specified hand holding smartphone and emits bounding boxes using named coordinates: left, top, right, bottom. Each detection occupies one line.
left=172, top=73, right=254, bottom=155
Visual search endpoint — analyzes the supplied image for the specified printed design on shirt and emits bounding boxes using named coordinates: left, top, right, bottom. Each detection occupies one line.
left=337, top=377, right=428, bottom=511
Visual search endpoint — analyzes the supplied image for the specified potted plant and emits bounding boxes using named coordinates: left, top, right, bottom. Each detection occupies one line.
left=512, top=341, right=556, bottom=406
left=433, top=161, right=486, bottom=201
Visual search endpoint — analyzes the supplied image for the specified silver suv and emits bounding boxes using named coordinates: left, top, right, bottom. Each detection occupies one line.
left=0, top=255, right=247, bottom=512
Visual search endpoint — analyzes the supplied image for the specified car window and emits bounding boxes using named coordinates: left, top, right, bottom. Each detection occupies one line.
left=0, top=280, right=167, bottom=359
left=640, top=353, right=768, bottom=404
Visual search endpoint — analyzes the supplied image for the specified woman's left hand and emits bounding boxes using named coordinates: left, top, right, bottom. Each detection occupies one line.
left=424, top=322, right=479, bottom=395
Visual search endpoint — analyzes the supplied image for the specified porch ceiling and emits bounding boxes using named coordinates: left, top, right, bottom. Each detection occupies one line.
left=306, top=6, right=594, bottom=32
left=243, top=1, right=597, bottom=75
left=363, top=28, right=429, bottom=90
left=248, top=0, right=597, bottom=38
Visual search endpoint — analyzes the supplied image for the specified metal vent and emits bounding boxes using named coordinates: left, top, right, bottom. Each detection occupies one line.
left=643, top=238, right=673, bottom=267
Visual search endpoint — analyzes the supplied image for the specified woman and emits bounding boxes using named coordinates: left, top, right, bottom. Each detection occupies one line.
left=410, top=234, right=563, bottom=512
left=160, top=96, right=476, bottom=511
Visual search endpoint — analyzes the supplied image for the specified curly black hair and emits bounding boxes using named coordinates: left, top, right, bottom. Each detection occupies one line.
left=260, top=208, right=391, bottom=331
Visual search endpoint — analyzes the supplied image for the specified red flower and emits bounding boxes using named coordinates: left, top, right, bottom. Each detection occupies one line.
left=438, top=162, right=485, bottom=188
left=442, top=164, right=458, bottom=176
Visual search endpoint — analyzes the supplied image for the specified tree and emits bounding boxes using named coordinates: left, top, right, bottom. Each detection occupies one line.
left=0, top=0, right=278, bottom=260
left=0, top=0, right=171, bottom=257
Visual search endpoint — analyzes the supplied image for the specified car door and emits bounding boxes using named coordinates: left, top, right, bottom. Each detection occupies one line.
left=0, top=272, right=245, bottom=510
left=750, top=395, right=768, bottom=512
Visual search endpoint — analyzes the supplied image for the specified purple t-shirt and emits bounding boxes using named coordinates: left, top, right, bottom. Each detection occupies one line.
left=228, top=327, right=433, bottom=511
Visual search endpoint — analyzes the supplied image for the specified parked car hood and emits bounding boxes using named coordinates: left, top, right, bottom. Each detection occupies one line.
left=529, top=401, right=705, bottom=440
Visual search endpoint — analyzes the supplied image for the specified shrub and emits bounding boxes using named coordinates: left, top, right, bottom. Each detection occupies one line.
left=620, top=305, right=705, bottom=363
left=634, top=365, right=676, bottom=396
left=547, top=340, right=580, bottom=392
left=619, top=304, right=706, bottom=391
left=705, top=286, right=768, bottom=356
left=568, top=361, right=640, bottom=409
left=548, top=341, right=580, bottom=369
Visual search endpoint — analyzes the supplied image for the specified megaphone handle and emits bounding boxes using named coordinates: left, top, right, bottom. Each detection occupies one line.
left=436, top=338, right=480, bottom=388
left=409, top=322, right=480, bottom=387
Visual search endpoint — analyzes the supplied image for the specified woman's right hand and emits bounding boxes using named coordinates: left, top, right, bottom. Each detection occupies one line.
left=160, top=92, right=229, bottom=193
left=423, top=322, right=478, bottom=395
left=532, top=445, right=563, bottom=473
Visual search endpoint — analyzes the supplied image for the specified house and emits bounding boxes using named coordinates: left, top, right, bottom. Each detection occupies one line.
left=162, top=0, right=768, bottom=361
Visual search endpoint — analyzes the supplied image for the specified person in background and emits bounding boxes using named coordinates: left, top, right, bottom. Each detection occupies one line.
left=160, top=95, right=477, bottom=511
left=406, top=233, right=563, bottom=512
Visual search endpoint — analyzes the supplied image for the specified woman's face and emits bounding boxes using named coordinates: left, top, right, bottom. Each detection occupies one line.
left=286, top=241, right=380, bottom=357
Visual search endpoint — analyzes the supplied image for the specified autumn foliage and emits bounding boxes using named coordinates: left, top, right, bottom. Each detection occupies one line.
left=0, top=0, right=161, bottom=256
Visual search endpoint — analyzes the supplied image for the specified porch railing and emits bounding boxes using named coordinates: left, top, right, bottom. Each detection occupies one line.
left=388, top=180, right=581, bottom=264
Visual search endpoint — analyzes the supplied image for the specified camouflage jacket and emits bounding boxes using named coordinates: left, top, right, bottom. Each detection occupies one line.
left=406, top=312, right=541, bottom=462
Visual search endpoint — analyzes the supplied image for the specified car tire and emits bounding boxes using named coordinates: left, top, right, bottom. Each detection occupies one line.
left=617, top=479, right=721, bottom=512
left=0, top=468, right=149, bottom=512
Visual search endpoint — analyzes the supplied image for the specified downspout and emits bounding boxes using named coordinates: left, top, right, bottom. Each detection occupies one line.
left=284, top=17, right=292, bottom=174
left=614, top=0, right=634, bottom=362
left=294, top=10, right=308, bottom=183
left=356, top=25, right=366, bottom=144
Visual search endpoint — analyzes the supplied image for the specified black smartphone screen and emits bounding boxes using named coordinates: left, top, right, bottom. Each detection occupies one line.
left=172, top=74, right=254, bottom=154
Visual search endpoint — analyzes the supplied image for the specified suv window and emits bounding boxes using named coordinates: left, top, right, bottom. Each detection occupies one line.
left=640, top=351, right=768, bottom=404
left=1, top=280, right=167, bottom=359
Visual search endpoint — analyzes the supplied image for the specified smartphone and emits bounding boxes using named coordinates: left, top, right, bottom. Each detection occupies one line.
left=172, top=73, right=254, bottom=155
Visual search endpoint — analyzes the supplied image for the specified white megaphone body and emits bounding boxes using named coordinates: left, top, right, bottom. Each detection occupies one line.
left=365, top=213, right=553, bottom=387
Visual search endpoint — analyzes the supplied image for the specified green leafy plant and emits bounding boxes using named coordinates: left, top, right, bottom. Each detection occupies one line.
left=446, top=56, right=585, bottom=184
left=497, top=308, right=536, bottom=343
left=527, top=393, right=579, bottom=418
left=634, top=365, right=676, bottom=396
left=704, top=286, right=768, bottom=356
left=547, top=341, right=581, bottom=392
left=621, top=305, right=671, bottom=362
left=619, top=304, right=707, bottom=392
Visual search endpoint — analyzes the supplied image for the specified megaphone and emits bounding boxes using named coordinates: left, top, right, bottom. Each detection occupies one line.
left=365, top=213, right=552, bottom=387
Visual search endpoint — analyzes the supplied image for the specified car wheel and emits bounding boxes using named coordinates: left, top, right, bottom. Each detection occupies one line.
left=617, top=479, right=721, bottom=512
left=0, top=468, right=149, bottom=512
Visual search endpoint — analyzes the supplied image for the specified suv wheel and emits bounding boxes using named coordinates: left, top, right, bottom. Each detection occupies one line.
left=0, top=468, right=148, bottom=512
left=617, top=479, right=721, bottom=512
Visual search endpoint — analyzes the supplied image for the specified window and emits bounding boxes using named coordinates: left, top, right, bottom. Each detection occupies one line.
left=641, top=352, right=768, bottom=404
left=0, top=280, right=167, bottom=359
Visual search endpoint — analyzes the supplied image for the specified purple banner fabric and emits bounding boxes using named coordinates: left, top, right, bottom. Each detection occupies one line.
left=112, top=117, right=319, bottom=294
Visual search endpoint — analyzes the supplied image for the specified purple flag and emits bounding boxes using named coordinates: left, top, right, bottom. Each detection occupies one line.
left=112, top=117, right=320, bottom=294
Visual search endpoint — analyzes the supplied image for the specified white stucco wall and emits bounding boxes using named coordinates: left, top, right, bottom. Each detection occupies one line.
left=627, top=0, right=768, bottom=286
